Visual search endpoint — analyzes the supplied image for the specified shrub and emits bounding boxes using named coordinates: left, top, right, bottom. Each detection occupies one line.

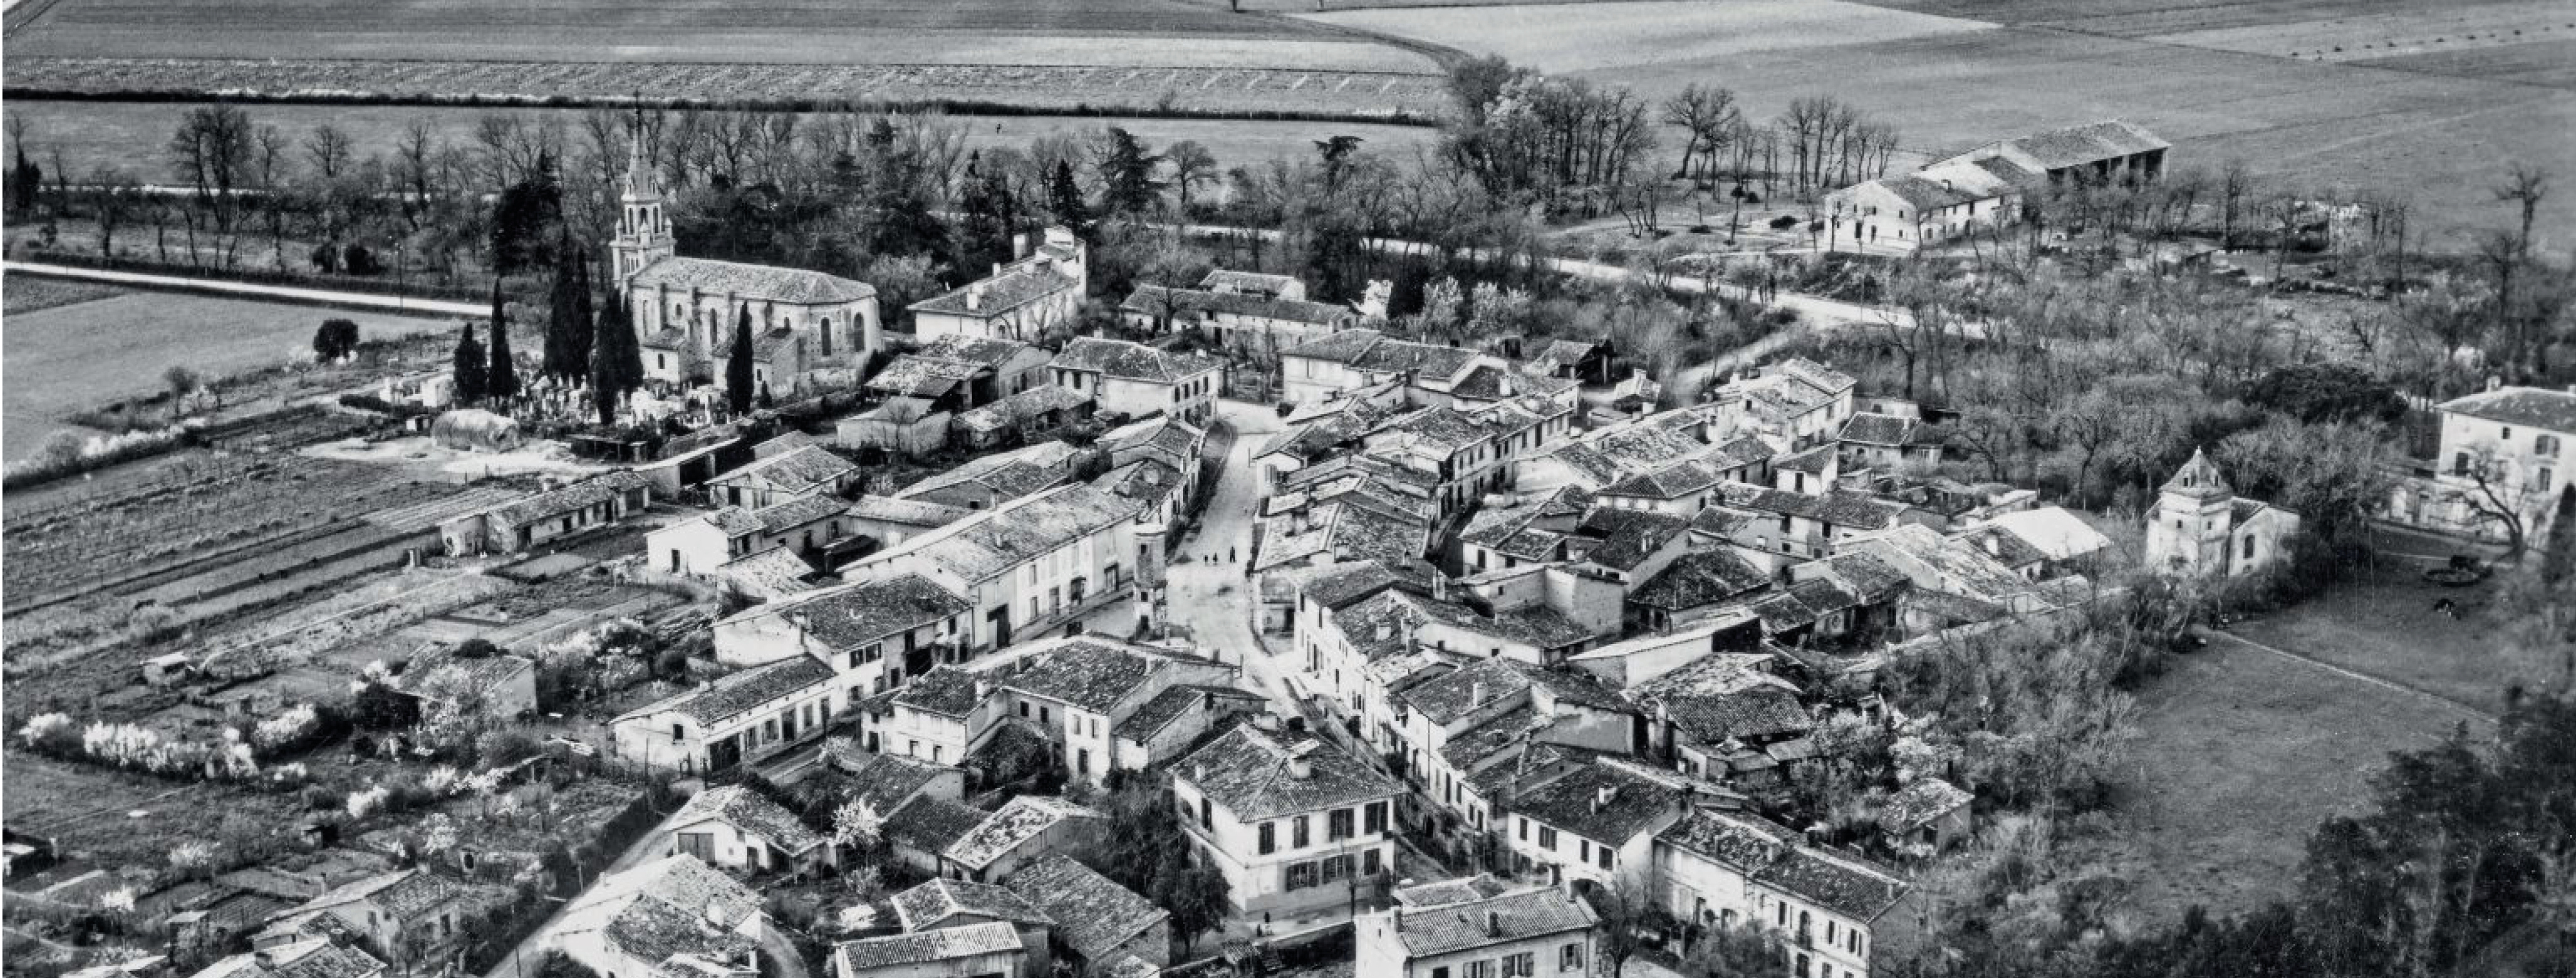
left=314, top=319, right=362, bottom=361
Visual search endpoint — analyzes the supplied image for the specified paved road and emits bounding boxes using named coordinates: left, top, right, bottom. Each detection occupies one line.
left=478, top=804, right=684, bottom=978
left=1166, top=400, right=1306, bottom=717
left=5, top=260, right=484, bottom=316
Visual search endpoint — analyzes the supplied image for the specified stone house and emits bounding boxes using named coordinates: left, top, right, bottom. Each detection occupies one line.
left=832, top=921, right=1027, bottom=978
left=549, top=855, right=776, bottom=978
left=708, top=445, right=860, bottom=509
left=999, top=856, right=1170, bottom=976
left=1171, top=724, right=1403, bottom=916
left=1355, top=877, right=1597, bottom=978
left=661, top=785, right=833, bottom=876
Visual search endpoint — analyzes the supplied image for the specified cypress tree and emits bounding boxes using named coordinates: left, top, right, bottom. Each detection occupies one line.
left=453, top=324, right=488, bottom=404
left=588, top=294, right=630, bottom=426
left=726, top=305, right=757, bottom=416
left=569, top=249, right=595, bottom=378
left=542, top=234, right=573, bottom=380
left=1047, top=158, right=1092, bottom=243
left=486, top=281, right=520, bottom=402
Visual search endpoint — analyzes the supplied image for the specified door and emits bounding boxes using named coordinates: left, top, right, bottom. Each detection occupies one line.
left=987, top=606, right=1012, bottom=647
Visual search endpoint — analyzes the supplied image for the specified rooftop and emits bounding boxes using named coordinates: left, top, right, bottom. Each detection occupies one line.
left=889, top=666, right=982, bottom=717
left=891, top=485, right=1146, bottom=583
left=486, top=471, right=652, bottom=527
left=718, top=446, right=857, bottom=494
left=1000, top=856, right=1168, bottom=963
left=1629, top=549, right=1774, bottom=612
left=1507, top=761, right=1687, bottom=847
left=1050, top=336, right=1222, bottom=384
left=884, top=796, right=990, bottom=856
left=632, top=256, right=876, bottom=305
left=834, top=921, right=1023, bottom=972
left=889, top=879, right=1053, bottom=930
left=2439, top=386, right=2576, bottom=431
left=914, top=259, right=1079, bottom=317
left=1175, top=724, right=1401, bottom=822
left=943, top=795, right=1105, bottom=871
left=620, top=656, right=834, bottom=726
left=673, top=785, right=826, bottom=854
left=996, top=637, right=1214, bottom=713
left=1386, top=880, right=1596, bottom=958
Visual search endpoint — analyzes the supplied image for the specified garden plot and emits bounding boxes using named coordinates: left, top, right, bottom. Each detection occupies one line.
left=1, top=754, right=303, bottom=872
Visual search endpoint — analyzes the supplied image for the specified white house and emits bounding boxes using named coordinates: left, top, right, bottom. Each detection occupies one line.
left=2387, top=385, right=2574, bottom=547
left=912, top=228, right=1087, bottom=343
left=550, top=855, right=775, bottom=978
left=1047, top=337, right=1225, bottom=426
left=1355, top=876, right=1597, bottom=978
left=1653, top=811, right=1909, bottom=978
left=1171, top=723, right=1404, bottom=916
left=707, top=445, right=860, bottom=509
left=663, top=785, right=833, bottom=876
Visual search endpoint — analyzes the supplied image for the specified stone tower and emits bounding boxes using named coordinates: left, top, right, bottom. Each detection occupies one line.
left=611, top=126, right=675, bottom=287
left=2146, top=447, right=2235, bottom=576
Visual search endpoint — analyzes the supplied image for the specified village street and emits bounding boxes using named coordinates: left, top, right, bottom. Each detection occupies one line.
left=1165, top=400, right=1307, bottom=718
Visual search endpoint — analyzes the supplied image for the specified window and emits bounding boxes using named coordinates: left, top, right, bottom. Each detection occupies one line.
left=1293, top=815, right=1311, bottom=848
left=1286, top=861, right=1318, bottom=890
left=1329, top=809, right=1354, bottom=841
left=1538, top=827, right=1557, bottom=851
left=2540, top=435, right=2563, bottom=457
left=1560, top=945, right=1584, bottom=972
left=1200, top=796, right=1212, bottom=829
left=1258, top=823, right=1276, bottom=855
left=1321, top=854, right=1352, bottom=883
left=1365, top=801, right=1389, bottom=834
left=1019, top=702, right=1030, bottom=718
left=1518, top=818, right=1530, bottom=841
left=2242, top=536, right=2256, bottom=560
left=1363, top=848, right=1383, bottom=876
left=1464, top=963, right=1492, bottom=978
left=1598, top=847, right=1614, bottom=870
left=1506, top=954, right=1535, bottom=977
left=1578, top=840, right=1591, bottom=861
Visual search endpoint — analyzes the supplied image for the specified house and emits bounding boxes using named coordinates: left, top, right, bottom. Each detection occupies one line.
left=886, top=796, right=994, bottom=876
left=2145, top=449, right=2299, bottom=579
left=956, top=386, right=1095, bottom=450
left=649, top=494, right=853, bottom=575
left=1593, top=460, right=1728, bottom=516
left=1362, top=399, right=1577, bottom=516
left=866, top=336, right=1055, bottom=417
left=613, top=139, right=880, bottom=390
left=549, top=855, right=776, bottom=978
left=1653, top=811, right=1910, bottom=978
left=889, top=878, right=1056, bottom=977
left=184, top=938, right=384, bottom=978
left=842, top=397, right=954, bottom=456
left=1355, top=876, right=1597, bottom=978
left=1823, top=159, right=2028, bottom=254
left=437, top=471, right=653, bottom=556
left=911, top=228, right=1087, bottom=343
left=1497, top=760, right=1706, bottom=890
left=1709, top=359, right=1856, bottom=449
left=999, top=856, right=1171, bottom=975
left=1703, top=485, right=1907, bottom=570
left=1520, top=339, right=1612, bottom=386
left=255, top=869, right=506, bottom=966
left=940, top=796, right=1106, bottom=883
left=1624, top=549, right=1774, bottom=634
left=1837, top=413, right=1945, bottom=472
left=1278, top=330, right=1506, bottom=406
left=2386, top=385, right=2573, bottom=546
left=1623, top=654, right=1814, bottom=780
left=823, top=746, right=968, bottom=815
left=1120, top=270, right=1359, bottom=350
left=848, top=496, right=979, bottom=549
left=708, top=446, right=860, bottom=509
left=833, top=921, right=1028, bottom=978
left=1374, top=658, right=1637, bottom=853
left=1047, top=337, right=1225, bottom=426
left=1955, top=507, right=2112, bottom=580
left=1566, top=614, right=1766, bottom=690
left=980, top=637, right=1238, bottom=784
left=1171, top=723, right=1403, bottom=916
left=867, top=666, right=985, bottom=766
left=1113, top=684, right=1266, bottom=773
left=1303, top=585, right=1595, bottom=716
left=894, top=442, right=1084, bottom=512
left=663, top=785, right=833, bottom=876
left=1879, top=777, right=1973, bottom=854
left=1926, top=118, right=2170, bottom=189
left=841, top=484, right=1156, bottom=652
left=712, top=570, right=974, bottom=705
left=392, top=644, right=538, bottom=720
left=608, top=655, right=837, bottom=774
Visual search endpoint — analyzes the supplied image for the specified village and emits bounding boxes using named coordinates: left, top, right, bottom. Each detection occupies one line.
left=3, top=79, right=2572, bottom=978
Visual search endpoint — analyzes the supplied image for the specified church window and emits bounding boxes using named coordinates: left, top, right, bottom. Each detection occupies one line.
left=2242, top=536, right=2256, bottom=560
left=820, top=317, right=834, bottom=357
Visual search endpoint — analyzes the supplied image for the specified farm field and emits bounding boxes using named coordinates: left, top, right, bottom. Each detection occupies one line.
left=2067, top=635, right=2492, bottom=921
left=0, top=101, right=1439, bottom=190
left=1, top=0, right=1445, bottom=115
left=1305, top=0, right=2576, bottom=246
left=1, top=754, right=305, bottom=871
left=0, top=285, right=465, bottom=460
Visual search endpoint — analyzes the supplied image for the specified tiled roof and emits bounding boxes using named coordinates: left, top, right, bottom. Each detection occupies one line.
left=885, top=796, right=989, bottom=854
left=942, top=796, right=1104, bottom=871
left=2439, top=386, right=2576, bottom=431
left=705, top=507, right=766, bottom=537
left=1953, top=524, right=2048, bottom=569
left=1175, top=724, right=1401, bottom=822
left=897, top=485, right=1146, bottom=582
left=896, top=442, right=1079, bottom=504
left=1818, top=554, right=1910, bottom=603
left=1507, top=762, right=1685, bottom=847
left=600, top=890, right=758, bottom=967
left=913, top=259, right=1079, bottom=317
left=719, top=446, right=856, bottom=494
left=1050, top=337, right=1222, bottom=384
left=1839, top=413, right=1940, bottom=448
left=1997, top=119, right=2168, bottom=170
left=1200, top=269, right=1302, bottom=294
left=1868, top=174, right=1982, bottom=212
left=1439, top=704, right=1556, bottom=771
left=674, top=785, right=826, bottom=854
left=1629, top=550, right=1773, bottom=612
left=831, top=749, right=954, bottom=814
left=1000, top=856, right=1168, bottom=963
left=920, top=334, right=1042, bottom=370
left=889, top=879, right=1052, bottom=930
left=1657, top=811, right=1799, bottom=872
left=1566, top=507, right=1690, bottom=572
left=1392, top=875, right=1515, bottom=908
left=849, top=496, right=978, bottom=529
left=632, top=256, right=876, bottom=305
left=867, top=355, right=984, bottom=399
left=1101, top=415, right=1206, bottom=473
left=1093, top=459, right=1184, bottom=507
left=1598, top=460, right=1722, bottom=500
left=714, top=547, right=818, bottom=595
left=1881, top=776, right=1973, bottom=829
left=1401, top=658, right=1532, bottom=726
left=1627, top=655, right=1811, bottom=744
left=1389, top=881, right=1596, bottom=957
left=1122, top=284, right=1350, bottom=326
left=1776, top=444, right=1837, bottom=476
left=624, top=656, right=833, bottom=726
left=834, top=921, right=1023, bottom=972
left=761, top=572, right=971, bottom=649
left=1752, top=847, right=1909, bottom=920
left=890, top=666, right=981, bottom=717
left=959, top=385, right=1094, bottom=433
left=1288, top=561, right=1403, bottom=611
left=1116, top=684, right=1260, bottom=740
left=488, top=471, right=651, bottom=527
left=998, top=639, right=1182, bottom=713
left=752, top=494, right=848, bottom=535
left=1716, top=485, right=1902, bottom=531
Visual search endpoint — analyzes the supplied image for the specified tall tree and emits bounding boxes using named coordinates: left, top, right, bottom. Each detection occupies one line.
left=453, top=323, right=488, bottom=405
left=1095, top=127, right=1166, bottom=216
left=727, top=305, right=757, bottom=415
left=543, top=232, right=577, bottom=379
left=587, top=294, right=629, bottom=426
left=486, top=283, right=520, bottom=402
left=569, top=249, right=596, bottom=379
left=1047, top=158, right=1093, bottom=243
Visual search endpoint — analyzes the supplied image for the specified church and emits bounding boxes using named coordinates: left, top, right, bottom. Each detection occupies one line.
left=610, top=136, right=882, bottom=394
left=2145, top=448, right=2300, bottom=578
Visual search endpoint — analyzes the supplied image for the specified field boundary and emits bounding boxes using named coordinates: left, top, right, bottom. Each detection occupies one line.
left=5, top=261, right=490, bottom=316
left=2201, top=628, right=2497, bottom=724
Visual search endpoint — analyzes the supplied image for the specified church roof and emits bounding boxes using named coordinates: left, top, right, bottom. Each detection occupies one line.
left=2161, top=447, right=2231, bottom=502
left=632, top=256, right=876, bottom=305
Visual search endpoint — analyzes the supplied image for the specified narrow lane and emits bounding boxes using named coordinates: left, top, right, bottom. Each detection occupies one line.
left=1164, top=400, right=1305, bottom=717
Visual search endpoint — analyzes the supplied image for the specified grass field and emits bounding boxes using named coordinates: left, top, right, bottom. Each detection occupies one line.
left=1, top=753, right=305, bottom=870
left=1305, top=0, right=2576, bottom=247
left=2070, top=633, right=2492, bottom=921
left=0, top=284, right=459, bottom=459
left=2230, top=563, right=2528, bottom=714
left=0, top=101, right=1438, bottom=189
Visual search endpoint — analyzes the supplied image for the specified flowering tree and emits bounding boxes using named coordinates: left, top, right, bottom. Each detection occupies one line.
left=831, top=799, right=886, bottom=852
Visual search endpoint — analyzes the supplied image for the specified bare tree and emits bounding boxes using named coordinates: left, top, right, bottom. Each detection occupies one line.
left=1660, top=83, right=1739, bottom=183
left=305, top=124, right=354, bottom=180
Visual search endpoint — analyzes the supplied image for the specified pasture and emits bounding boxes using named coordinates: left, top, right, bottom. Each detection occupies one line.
left=1305, top=0, right=2576, bottom=246
left=2069, top=632, right=2492, bottom=921
left=0, top=285, right=460, bottom=459
left=0, top=101, right=1439, bottom=189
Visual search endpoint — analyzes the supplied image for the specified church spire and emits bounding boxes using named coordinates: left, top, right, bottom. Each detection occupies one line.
left=2161, top=447, right=2233, bottom=502
left=621, top=108, right=659, bottom=203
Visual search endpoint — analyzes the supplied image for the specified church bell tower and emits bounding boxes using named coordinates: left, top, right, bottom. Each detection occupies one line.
left=611, top=126, right=675, bottom=286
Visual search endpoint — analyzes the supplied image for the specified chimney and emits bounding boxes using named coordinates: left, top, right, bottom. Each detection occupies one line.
left=966, top=286, right=986, bottom=312
left=1193, top=762, right=1207, bottom=781
left=1289, top=755, right=1314, bottom=779
left=1983, top=535, right=2000, bottom=556
left=1469, top=681, right=1488, bottom=706
left=1593, top=784, right=1618, bottom=812
left=1486, top=911, right=1503, bottom=937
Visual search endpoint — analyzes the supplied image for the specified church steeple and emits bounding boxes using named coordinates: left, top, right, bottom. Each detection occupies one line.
left=611, top=118, right=674, bottom=285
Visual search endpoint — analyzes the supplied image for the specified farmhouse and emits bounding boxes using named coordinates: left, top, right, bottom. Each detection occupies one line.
left=833, top=922, right=1028, bottom=978
left=608, top=656, right=838, bottom=774
left=1119, top=268, right=1360, bottom=350
left=257, top=869, right=508, bottom=968
left=614, top=138, right=880, bottom=390
left=437, top=471, right=652, bottom=557
left=1926, top=118, right=2170, bottom=189
left=708, top=445, right=860, bottom=509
